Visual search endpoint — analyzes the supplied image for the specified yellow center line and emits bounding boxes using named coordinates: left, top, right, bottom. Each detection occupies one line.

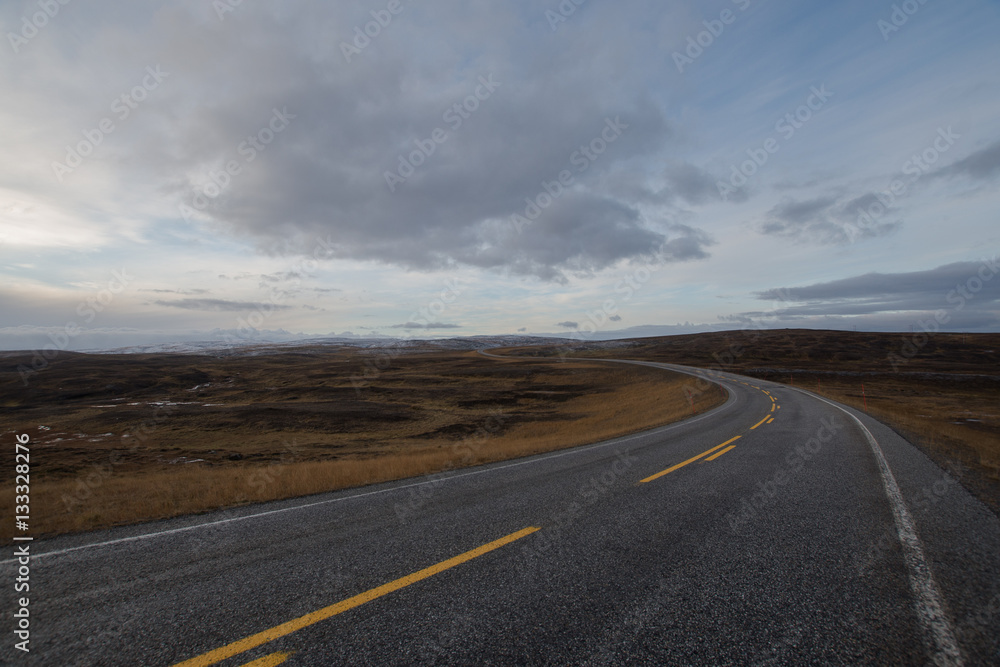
left=770, top=403, right=775, bottom=412
left=640, top=436, right=741, bottom=483
left=704, top=445, right=737, bottom=462
left=766, top=417, right=774, bottom=424
left=749, top=415, right=770, bottom=430
left=238, top=652, right=294, bottom=667
left=172, top=527, right=541, bottom=667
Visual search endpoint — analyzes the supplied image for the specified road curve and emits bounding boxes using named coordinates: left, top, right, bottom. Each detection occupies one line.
left=4, top=359, right=999, bottom=665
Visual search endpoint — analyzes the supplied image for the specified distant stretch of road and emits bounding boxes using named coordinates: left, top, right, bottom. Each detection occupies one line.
left=4, top=357, right=999, bottom=665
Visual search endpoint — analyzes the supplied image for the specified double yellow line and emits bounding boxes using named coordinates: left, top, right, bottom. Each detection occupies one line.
left=174, top=527, right=540, bottom=667
left=642, top=384, right=780, bottom=483
left=639, top=435, right=742, bottom=483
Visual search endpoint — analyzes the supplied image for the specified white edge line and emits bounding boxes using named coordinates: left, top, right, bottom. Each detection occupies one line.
left=8, top=362, right=734, bottom=563
left=793, top=388, right=964, bottom=666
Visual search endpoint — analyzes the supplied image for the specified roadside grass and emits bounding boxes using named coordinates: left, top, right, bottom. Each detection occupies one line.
left=0, top=353, right=722, bottom=539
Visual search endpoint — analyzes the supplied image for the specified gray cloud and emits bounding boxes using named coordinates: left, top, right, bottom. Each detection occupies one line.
left=140, top=288, right=210, bottom=295
left=768, top=197, right=838, bottom=224
left=936, top=140, right=1000, bottom=181
left=756, top=261, right=997, bottom=302
left=390, top=322, right=461, bottom=329
left=663, top=162, right=717, bottom=205
left=653, top=224, right=714, bottom=262
left=2, top=2, right=715, bottom=283
left=758, top=194, right=901, bottom=244
left=557, top=321, right=579, bottom=329
left=187, top=9, right=679, bottom=281
left=153, top=298, right=293, bottom=312
left=741, top=260, right=1000, bottom=330
left=259, top=272, right=303, bottom=283
left=451, top=194, right=702, bottom=282
left=662, top=162, right=748, bottom=205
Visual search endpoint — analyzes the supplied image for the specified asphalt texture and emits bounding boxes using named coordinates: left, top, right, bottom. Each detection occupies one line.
left=4, top=361, right=999, bottom=666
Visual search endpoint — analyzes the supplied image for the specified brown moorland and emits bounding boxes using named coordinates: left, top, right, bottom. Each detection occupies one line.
left=0, top=347, right=723, bottom=539
left=500, top=329, right=1000, bottom=515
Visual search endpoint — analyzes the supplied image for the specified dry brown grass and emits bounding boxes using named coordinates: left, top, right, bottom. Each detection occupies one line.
left=0, top=351, right=722, bottom=539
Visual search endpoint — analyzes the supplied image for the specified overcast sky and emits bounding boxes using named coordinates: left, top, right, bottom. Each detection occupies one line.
left=1, top=0, right=999, bottom=350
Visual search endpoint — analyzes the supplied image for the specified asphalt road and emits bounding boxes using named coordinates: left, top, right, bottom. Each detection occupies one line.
left=4, top=360, right=999, bottom=666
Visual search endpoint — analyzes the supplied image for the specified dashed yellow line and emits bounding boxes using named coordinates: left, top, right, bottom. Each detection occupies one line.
left=640, top=436, right=742, bottom=483
left=172, top=527, right=541, bottom=667
left=770, top=403, right=776, bottom=413
left=704, top=445, right=737, bottom=462
left=749, top=415, right=770, bottom=430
